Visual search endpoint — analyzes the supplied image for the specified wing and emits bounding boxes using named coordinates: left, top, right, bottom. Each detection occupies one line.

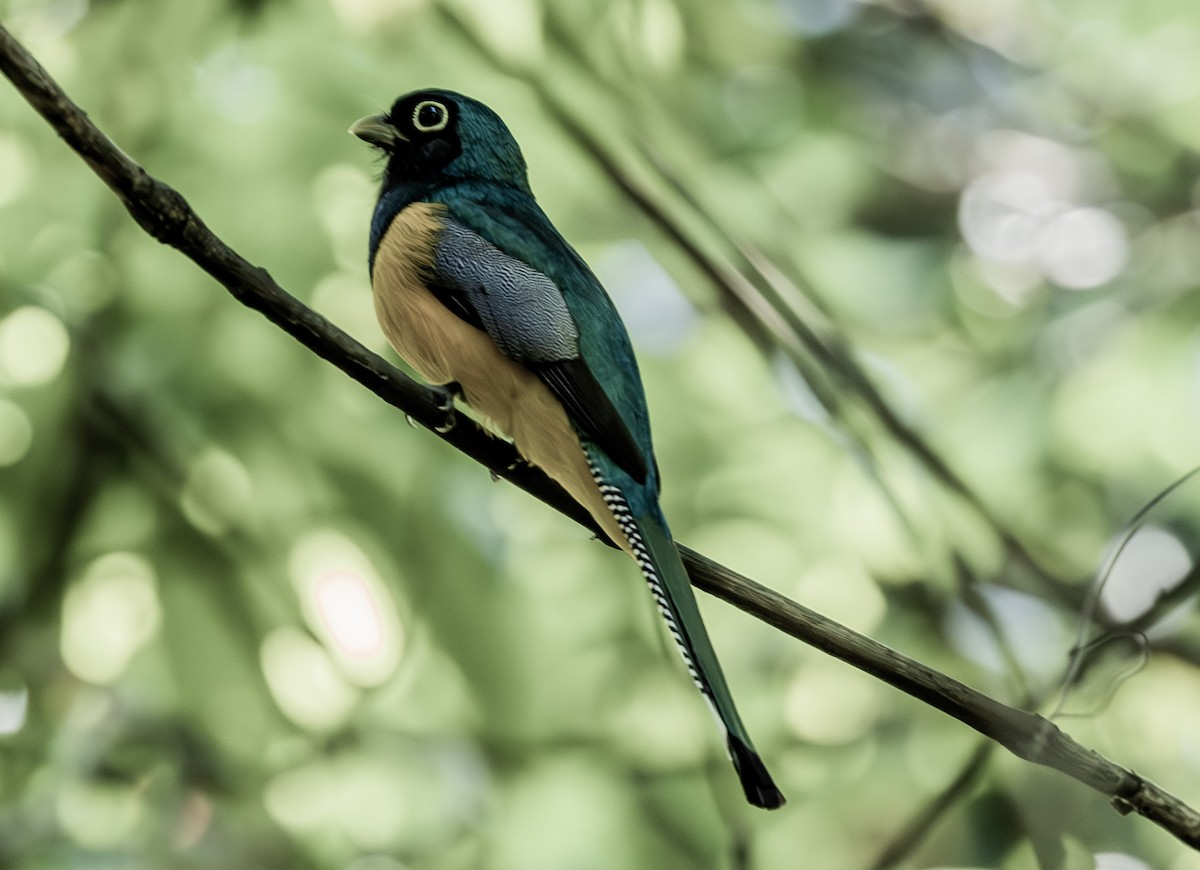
left=430, top=219, right=649, bottom=484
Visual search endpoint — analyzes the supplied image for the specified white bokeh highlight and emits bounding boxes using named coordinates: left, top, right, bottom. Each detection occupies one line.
left=958, top=132, right=1129, bottom=298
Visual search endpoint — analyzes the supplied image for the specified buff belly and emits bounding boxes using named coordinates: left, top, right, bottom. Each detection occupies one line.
left=371, top=202, right=628, bottom=552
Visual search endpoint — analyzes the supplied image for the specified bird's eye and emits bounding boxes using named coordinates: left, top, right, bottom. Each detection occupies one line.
left=412, top=100, right=449, bottom=133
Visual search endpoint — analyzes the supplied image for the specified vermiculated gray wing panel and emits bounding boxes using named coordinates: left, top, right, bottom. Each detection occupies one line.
left=433, top=220, right=578, bottom=362
left=430, top=219, right=649, bottom=483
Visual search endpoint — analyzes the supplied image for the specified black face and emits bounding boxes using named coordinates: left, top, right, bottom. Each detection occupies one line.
left=384, top=92, right=461, bottom=176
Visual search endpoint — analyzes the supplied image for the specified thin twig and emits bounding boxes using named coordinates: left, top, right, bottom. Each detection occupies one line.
left=2, top=22, right=1199, bottom=849
left=869, top=741, right=996, bottom=869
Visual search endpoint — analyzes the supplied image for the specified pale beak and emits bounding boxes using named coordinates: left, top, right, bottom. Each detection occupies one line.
left=349, top=113, right=407, bottom=149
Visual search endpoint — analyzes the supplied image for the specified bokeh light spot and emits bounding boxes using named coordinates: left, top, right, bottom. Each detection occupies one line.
left=60, top=553, right=161, bottom=685
left=290, top=530, right=403, bottom=686
left=635, top=0, right=684, bottom=69
left=945, top=585, right=1069, bottom=679
left=181, top=448, right=254, bottom=536
left=0, top=305, right=70, bottom=387
left=316, top=570, right=384, bottom=658
left=263, top=754, right=411, bottom=850
left=785, top=660, right=880, bottom=744
left=260, top=627, right=359, bottom=730
left=334, top=756, right=409, bottom=850
left=794, top=558, right=886, bottom=635
left=263, top=760, right=341, bottom=832
left=1040, top=207, right=1129, bottom=289
left=959, top=169, right=1056, bottom=264
left=0, top=399, right=34, bottom=466
left=1101, top=525, right=1193, bottom=624
left=958, top=132, right=1127, bottom=297
left=0, top=681, right=29, bottom=736
left=56, top=781, right=142, bottom=850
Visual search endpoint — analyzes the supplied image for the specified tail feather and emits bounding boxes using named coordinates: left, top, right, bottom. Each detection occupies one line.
left=634, top=511, right=786, bottom=809
left=728, top=733, right=786, bottom=810
left=587, top=452, right=784, bottom=808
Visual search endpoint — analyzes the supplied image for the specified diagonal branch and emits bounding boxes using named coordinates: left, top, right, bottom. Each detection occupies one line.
left=2, top=23, right=1198, bottom=849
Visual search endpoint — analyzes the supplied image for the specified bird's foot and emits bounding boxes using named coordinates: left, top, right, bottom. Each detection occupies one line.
left=432, top=382, right=462, bottom=433
left=489, top=454, right=534, bottom=482
left=505, top=455, right=535, bottom=473
left=434, top=382, right=463, bottom=412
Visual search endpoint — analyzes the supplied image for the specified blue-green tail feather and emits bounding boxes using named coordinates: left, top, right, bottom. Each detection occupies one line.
left=632, top=510, right=785, bottom=810
left=586, top=451, right=784, bottom=809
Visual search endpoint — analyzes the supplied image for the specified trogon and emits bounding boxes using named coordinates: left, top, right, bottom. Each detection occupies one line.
left=351, top=89, right=784, bottom=809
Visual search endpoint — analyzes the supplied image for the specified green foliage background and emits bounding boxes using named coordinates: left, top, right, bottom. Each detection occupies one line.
left=2, top=0, right=1200, bottom=867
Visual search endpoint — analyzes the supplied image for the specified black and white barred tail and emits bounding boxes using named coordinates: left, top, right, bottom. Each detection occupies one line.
left=586, top=450, right=785, bottom=810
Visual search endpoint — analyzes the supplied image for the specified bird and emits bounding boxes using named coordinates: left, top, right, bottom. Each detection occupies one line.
left=350, top=89, right=784, bottom=810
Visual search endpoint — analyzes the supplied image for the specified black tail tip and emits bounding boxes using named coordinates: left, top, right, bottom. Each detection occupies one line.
left=728, top=734, right=786, bottom=810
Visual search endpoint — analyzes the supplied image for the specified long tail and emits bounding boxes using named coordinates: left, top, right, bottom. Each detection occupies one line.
left=594, top=476, right=785, bottom=808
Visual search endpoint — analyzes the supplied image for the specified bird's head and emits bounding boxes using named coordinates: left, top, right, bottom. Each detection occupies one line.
left=350, top=89, right=530, bottom=193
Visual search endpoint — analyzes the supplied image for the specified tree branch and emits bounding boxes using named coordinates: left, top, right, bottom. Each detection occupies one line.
left=2, top=23, right=1198, bottom=848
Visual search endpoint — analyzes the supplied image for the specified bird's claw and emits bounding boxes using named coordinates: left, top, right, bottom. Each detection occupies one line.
left=488, top=455, right=534, bottom=482
left=432, top=382, right=462, bottom=433
left=434, top=382, right=462, bottom=413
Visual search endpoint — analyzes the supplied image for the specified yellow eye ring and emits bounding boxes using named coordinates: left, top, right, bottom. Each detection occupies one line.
left=412, top=100, right=449, bottom=133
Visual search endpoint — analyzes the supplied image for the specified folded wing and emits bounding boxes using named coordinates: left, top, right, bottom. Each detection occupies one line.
left=428, top=219, right=649, bottom=484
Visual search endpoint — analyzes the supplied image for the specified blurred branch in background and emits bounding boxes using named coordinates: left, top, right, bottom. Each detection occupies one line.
left=3, top=21, right=1199, bottom=853
left=436, top=1, right=937, bottom=565
left=447, top=0, right=1058, bottom=579
left=869, top=740, right=997, bottom=870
